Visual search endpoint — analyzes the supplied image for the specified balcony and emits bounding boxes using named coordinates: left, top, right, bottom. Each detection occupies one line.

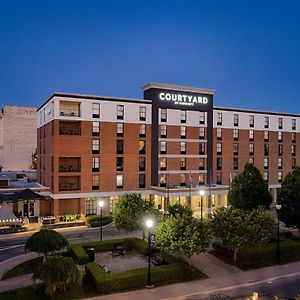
left=59, top=183, right=80, bottom=191
left=59, top=164, right=81, bottom=172
left=59, top=158, right=81, bottom=172
left=59, top=121, right=81, bottom=136
left=60, top=108, right=81, bottom=117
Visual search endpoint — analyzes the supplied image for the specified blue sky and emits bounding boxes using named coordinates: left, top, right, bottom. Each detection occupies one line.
left=0, top=0, right=300, bottom=112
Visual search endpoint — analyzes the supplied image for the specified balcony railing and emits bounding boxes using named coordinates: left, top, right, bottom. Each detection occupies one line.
left=59, top=164, right=81, bottom=172
left=59, top=183, right=80, bottom=191
left=60, top=109, right=80, bottom=117
left=59, top=128, right=81, bottom=135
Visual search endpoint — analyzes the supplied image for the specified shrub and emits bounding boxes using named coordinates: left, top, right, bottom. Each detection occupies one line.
left=70, top=245, right=89, bottom=265
left=86, top=216, right=113, bottom=228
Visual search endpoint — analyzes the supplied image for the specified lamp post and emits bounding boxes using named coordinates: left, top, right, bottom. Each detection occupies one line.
left=276, top=204, right=282, bottom=263
left=98, top=200, right=104, bottom=242
left=199, top=190, right=205, bottom=222
left=145, top=219, right=154, bottom=288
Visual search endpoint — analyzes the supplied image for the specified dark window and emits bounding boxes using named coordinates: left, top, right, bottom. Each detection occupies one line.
left=117, top=140, right=124, bottom=154
left=161, top=109, right=167, bottom=122
left=139, top=174, right=145, bottom=188
left=116, top=123, right=124, bottom=137
left=92, top=103, right=100, bottom=118
left=181, top=110, right=187, bottom=123
left=233, top=157, right=238, bottom=170
left=117, top=105, right=124, bottom=120
left=116, top=157, right=123, bottom=171
left=199, top=142, right=205, bottom=155
left=278, top=144, right=283, bottom=156
left=217, top=158, right=222, bottom=170
left=139, top=124, right=146, bottom=137
left=264, top=144, right=269, bottom=156
left=139, top=157, right=146, bottom=171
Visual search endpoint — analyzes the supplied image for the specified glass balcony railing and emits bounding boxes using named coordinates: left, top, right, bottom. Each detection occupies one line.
left=59, top=109, right=80, bottom=117
left=59, top=164, right=81, bottom=172
left=58, top=183, right=80, bottom=191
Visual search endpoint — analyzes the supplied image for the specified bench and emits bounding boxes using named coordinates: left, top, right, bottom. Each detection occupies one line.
left=111, top=244, right=132, bottom=257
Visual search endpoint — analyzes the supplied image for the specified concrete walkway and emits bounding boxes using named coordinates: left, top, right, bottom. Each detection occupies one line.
left=0, top=252, right=37, bottom=293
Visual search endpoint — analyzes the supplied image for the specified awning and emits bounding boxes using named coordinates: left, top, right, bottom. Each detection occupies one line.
left=0, top=189, right=47, bottom=202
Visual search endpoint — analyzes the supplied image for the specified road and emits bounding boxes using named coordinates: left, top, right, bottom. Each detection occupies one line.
left=0, top=223, right=141, bottom=262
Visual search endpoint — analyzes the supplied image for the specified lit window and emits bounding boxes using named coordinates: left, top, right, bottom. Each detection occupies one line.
left=159, top=174, right=166, bottom=187
left=233, top=129, right=239, bottom=140
left=116, top=123, right=124, bottom=136
left=180, top=158, right=186, bottom=170
left=234, top=114, right=239, bottom=126
left=264, top=171, right=268, bottom=182
left=116, top=175, right=123, bottom=188
left=161, top=109, right=167, bottom=122
left=92, top=157, right=99, bottom=171
left=92, top=103, right=100, bottom=118
left=249, top=115, right=254, bottom=127
left=217, top=128, right=222, bottom=140
left=180, top=173, right=186, bottom=186
left=181, top=126, right=186, bottom=138
left=139, top=107, right=146, bottom=121
left=199, top=158, right=205, bottom=170
left=117, top=105, right=124, bottom=120
left=233, top=143, right=239, bottom=155
left=199, top=127, right=205, bottom=139
left=92, top=175, right=99, bottom=190
left=199, top=142, right=205, bottom=155
left=278, top=171, right=282, bottom=183
left=159, top=158, right=167, bottom=170
left=139, top=124, right=146, bottom=137
left=264, top=116, right=269, bottom=128
left=217, top=112, right=222, bottom=125
left=139, top=140, right=146, bottom=154
left=249, top=130, right=254, bottom=140
left=249, top=157, right=254, bottom=164
left=278, top=158, right=282, bottom=169
left=292, top=145, right=296, bottom=156
left=199, top=173, right=205, bottom=185
left=217, top=143, right=222, bottom=154
left=92, top=140, right=99, bottom=154
left=278, top=131, right=283, bottom=142
left=92, top=122, right=100, bottom=136
left=160, top=141, right=167, bottom=153
left=292, top=132, right=296, bottom=143
left=264, top=131, right=269, bottom=141
left=181, top=110, right=187, bottom=123
left=264, top=158, right=269, bottom=169
left=160, top=125, right=167, bottom=137
left=180, top=142, right=186, bottom=154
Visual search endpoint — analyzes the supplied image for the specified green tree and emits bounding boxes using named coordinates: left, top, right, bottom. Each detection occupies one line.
left=155, top=214, right=211, bottom=267
left=33, top=256, right=82, bottom=296
left=212, top=207, right=276, bottom=261
left=277, top=167, right=300, bottom=230
left=168, top=203, right=193, bottom=218
left=25, top=229, right=69, bottom=260
left=228, top=163, right=272, bottom=210
left=112, top=193, right=160, bottom=233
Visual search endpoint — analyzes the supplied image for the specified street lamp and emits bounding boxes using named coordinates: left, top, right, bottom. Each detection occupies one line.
left=276, top=204, right=282, bottom=263
left=98, top=200, right=104, bottom=242
left=145, top=218, right=154, bottom=288
left=199, top=190, right=205, bottom=222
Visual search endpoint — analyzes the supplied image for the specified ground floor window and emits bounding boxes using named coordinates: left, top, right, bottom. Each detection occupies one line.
left=86, top=198, right=97, bottom=215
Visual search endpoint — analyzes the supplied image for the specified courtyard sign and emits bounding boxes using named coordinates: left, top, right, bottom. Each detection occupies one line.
left=159, top=92, right=208, bottom=106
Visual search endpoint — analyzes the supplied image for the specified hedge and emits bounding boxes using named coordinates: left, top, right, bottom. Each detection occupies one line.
left=85, top=261, right=201, bottom=293
left=86, top=216, right=113, bottom=228
left=212, top=238, right=300, bottom=269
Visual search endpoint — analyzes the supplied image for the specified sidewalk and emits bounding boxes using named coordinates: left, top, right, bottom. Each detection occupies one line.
left=0, top=252, right=37, bottom=293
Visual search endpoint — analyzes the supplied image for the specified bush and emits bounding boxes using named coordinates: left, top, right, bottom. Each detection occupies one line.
left=70, top=245, right=89, bottom=265
left=86, top=216, right=113, bottom=228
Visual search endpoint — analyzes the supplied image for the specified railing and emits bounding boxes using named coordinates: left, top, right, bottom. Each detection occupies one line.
left=59, top=165, right=81, bottom=172
left=59, top=128, right=81, bottom=135
left=59, top=183, right=80, bottom=191
left=59, top=109, right=80, bottom=117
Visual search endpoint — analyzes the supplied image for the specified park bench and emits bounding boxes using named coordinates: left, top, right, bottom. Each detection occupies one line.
left=111, top=244, right=132, bottom=257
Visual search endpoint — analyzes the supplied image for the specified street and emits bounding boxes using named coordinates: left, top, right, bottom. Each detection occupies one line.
left=0, top=223, right=141, bottom=262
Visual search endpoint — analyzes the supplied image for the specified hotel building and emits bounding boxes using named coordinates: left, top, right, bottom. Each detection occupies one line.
left=37, top=83, right=300, bottom=219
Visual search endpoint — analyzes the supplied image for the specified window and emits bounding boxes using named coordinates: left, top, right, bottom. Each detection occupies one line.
left=92, top=103, right=100, bottom=118
left=233, top=157, right=238, bottom=170
left=199, top=142, right=205, bottom=155
left=292, top=132, right=296, bottom=143
left=86, top=198, right=97, bottom=215
left=292, top=145, right=296, bottom=156
left=217, top=143, right=222, bottom=155
left=264, top=116, right=269, bottom=128
left=181, top=126, right=186, bottom=138
left=160, top=174, right=166, bottom=187
left=249, top=130, right=254, bottom=141
left=117, top=140, right=124, bottom=154
left=139, top=157, right=146, bottom=171
left=92, top=175, right=99, bottom=190
left=278, top=158, right=282, bottom=169
left=116, top=123, right=124, bottom=136
left=92, top=157, right=99, bottom=172
left=116, top=157, right=123, bottom=171
left=180, top=142, right=186, bottom=154
left=278, top=131, right=283, bottom=142
left=233, top=129, right=239, bottom=140
left=217, top=157, right=222, bottom=170
left=233, top=143, right=239, bottom=155
left=249, top=115, right=255, bottom=127
left=234, top=114, right=239, bottom=126
left=139, top=140, right=146, bottom=154
left=160, top=141, right=167, bottom=154
left=139, top=124, right=146, bottom=137
left=139, top=174, right=145, bottom=188
left=278, top=144, right=283, bottom=156
left=217, top=112, right=222, bottom=125
left=278, top=117, right=283, bottom=129
left=92, top=139, right=100, bottom=154
left=161, top=109, right=167, bottom=122
left=199, top=173, right=205, bottom=185
left=278, top=171, right=283, bottom=183
left=217, top=172, right=222, bottom=185
left=292, top=118, right=296, bottom=130
left=139, top=106, right=146, bottom=121
left=160, top=125, right=167, bottom=138
left=264, top=131, right=269, bottom=142
left=92, top=122, right=100, bottom=136
left=264, top=158, right=269, bottom=169
left=117, top=105, right=124, bottom=120
left=264, top=171, right=269, bottom=182
left=249, top=143, right=254, bottom=155
left=199, top=127, right=205, bottom=139
left=180, top=173, right=186, bottom=186
left=199, top=158, right=205, bottom=170
left=292, top=158, right=296, bottom=169
left=181, top=110, right=187, bottom=123
left=159, top=158, right=167, bottom=170
left=199, top=112, right=205, bottom=124
left=249, top=157, right=254, bottom=164
left=217, top=128, right=222, bottom=140
left=180, top=158, right=186, bottom=170
left=116, top=175, right=123, bottom=188
left=264, top=144, right=269, bottom=156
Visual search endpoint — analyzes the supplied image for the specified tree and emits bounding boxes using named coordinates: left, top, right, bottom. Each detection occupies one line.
left=33, top=256, right=82, bottom=296
left=228, top=163, right=272, bottom=210
left=277, top=167, right=300, bottom=230
left=212, top=207, right=276, bottom=261
left=155, top=214, right=211, bottom=267
left=25, top=229, right=69, bottom=260
left=112, top=193, right=160, bottom=233
left=168, top=203, right=193, bottom=218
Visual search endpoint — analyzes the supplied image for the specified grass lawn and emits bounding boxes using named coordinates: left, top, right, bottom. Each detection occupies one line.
left=1, top=257, right=43, bottom=280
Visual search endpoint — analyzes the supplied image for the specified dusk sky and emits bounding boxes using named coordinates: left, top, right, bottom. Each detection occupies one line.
left=1, top=0, right=300, bottom=112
